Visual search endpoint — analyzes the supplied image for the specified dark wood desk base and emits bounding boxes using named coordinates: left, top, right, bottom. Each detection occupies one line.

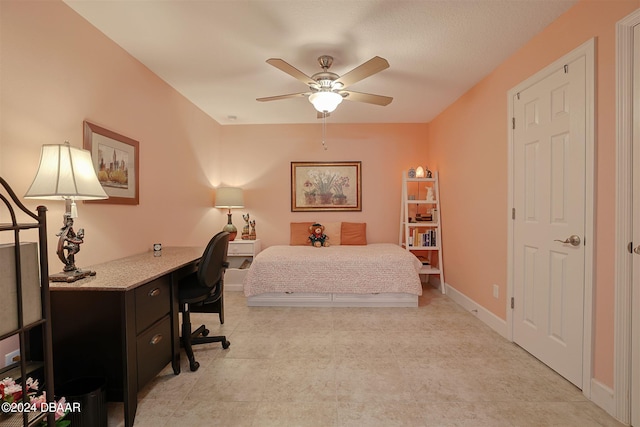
left=50, top=249, right=200, bottom=427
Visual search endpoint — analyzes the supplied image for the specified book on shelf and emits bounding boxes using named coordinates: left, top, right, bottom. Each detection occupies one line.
left=416, top=255, right=430, bottom=265
left=409, top=229, right=437, bottom=248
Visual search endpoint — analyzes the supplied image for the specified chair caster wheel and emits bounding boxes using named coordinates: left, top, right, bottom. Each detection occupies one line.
left=189, top=361, right=200, bottom=372
left=202, top=328, right=210, bottom=337
left=222, top=340, right=230, bottom=349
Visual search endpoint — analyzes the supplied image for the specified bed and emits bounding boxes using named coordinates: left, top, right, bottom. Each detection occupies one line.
left=243, top=224, right=423, bottom=307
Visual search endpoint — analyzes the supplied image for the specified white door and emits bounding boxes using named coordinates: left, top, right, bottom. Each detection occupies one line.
left=631, top=21, right=640, bottom=427
left=511, top=53, right=587, bottom=388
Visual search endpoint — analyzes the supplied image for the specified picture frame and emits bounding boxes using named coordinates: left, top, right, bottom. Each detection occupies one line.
left=291, top=161, right=361, bottom=212
left=83, top=121, right=139, bottom=205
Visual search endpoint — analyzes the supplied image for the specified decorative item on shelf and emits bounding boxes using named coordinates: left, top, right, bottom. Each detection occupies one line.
left=408, top=168, right=416, bottom=178
left=426, top=166, right=433, bottom=178
left=25, top=141, right=108, bottom=282
left=242, top=213, right=251, bottom=240
left=153, top=243, right=162, bottom=257
left=426, top=186, right=435, bottom=202
left=415, top=166, right=425, bottom=178
left=0, top=376, right=70, bottom=426
left=214, top=186, right=244, bottom=241
left=249, top=220, right=256, bottom=240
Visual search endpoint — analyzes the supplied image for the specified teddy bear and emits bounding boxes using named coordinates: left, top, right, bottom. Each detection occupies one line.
left=308, top=223, right=330, bottom=247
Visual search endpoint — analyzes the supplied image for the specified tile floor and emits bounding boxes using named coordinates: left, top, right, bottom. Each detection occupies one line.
left=108, top=286, right=625, bottom=426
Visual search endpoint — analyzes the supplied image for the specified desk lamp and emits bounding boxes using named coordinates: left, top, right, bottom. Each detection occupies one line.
left=214, top=187, right=244, bottom=241
left=25, top=141, right=108, bottom=282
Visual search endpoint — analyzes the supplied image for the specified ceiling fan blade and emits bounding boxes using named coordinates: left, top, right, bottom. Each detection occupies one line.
left=266, top=58, right=316, bottom=86
left=334, top=56, right=390, bottom=88
left=340, top=90, right=393, bottom=106
left=256, top=92, right=310, bottom=102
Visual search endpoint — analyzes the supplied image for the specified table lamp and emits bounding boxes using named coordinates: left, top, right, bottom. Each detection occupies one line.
left=24, top=141, right=108, bottom=282
left=214, top=186, right=244, bottom=241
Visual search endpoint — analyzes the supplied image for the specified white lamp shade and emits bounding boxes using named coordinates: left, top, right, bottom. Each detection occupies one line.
left=214, top=187, right=244, bottom=208
left=309, top=91, right=343, bottom=113
left=24, top=142, right=108, bottom=200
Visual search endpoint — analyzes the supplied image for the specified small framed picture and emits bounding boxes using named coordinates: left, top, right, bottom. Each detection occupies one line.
left=408, top=168, right=416, bottom=178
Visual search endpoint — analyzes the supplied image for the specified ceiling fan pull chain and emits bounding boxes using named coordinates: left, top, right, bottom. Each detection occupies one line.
left=321, top=112, right=328, bottom=150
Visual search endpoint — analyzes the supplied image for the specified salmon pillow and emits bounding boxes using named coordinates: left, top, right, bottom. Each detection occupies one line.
left=341, top=222, right=367, bottom=245
left=290, top=222, right=314, bottom=245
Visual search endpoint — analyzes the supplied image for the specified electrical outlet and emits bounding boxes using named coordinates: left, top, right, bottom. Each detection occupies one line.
left=493, top=284, right=499, bottom=299
left=4, top=349, right=20, bottom=367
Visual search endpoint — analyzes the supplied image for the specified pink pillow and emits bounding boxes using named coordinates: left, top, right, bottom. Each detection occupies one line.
left=290, top=222, right=314, bottom=245
left=341, top=222, right=367, bottom=245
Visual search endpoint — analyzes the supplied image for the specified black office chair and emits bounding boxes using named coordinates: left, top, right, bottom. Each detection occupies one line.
left=179, top=231, right=231, bottom=372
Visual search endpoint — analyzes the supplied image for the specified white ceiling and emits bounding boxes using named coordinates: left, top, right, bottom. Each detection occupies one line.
left=63, top=0, right=577, bottom=125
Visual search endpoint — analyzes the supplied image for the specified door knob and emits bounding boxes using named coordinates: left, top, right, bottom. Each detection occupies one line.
left=554, top=235, right=581, bottom=246
left=634, top=246, right=640, bottom=255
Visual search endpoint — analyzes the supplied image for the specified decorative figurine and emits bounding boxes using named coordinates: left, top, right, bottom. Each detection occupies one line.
left=50, top=213, right=96, bottom=282
left=249, top=219, right=256, bottom=240
left=242, top=213, right=250, bottom=240
left=56, top=214, right=84, bottom=272
left=426, top=186, right=435, bottom=202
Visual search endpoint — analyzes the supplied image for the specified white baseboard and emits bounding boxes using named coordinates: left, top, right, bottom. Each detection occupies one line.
left=445, top=283, right=508, bottom=339
left=445, top=284, right=625, bottom=424
left=590, top=378, right=618, bottom=420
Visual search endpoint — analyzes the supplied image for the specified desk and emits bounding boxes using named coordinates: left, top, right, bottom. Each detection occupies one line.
left=49, top=247, right=202, bottom=427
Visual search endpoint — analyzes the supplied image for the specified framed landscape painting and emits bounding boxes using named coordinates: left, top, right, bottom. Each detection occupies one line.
left=291, top=161, right=361, bottom=212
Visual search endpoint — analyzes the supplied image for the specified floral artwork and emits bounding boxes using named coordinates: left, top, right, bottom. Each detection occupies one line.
left=291, top=162, right=361, bottom=211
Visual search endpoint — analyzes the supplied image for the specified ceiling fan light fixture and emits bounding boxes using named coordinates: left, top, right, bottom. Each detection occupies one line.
left=309, top=91, right=343, bottom=113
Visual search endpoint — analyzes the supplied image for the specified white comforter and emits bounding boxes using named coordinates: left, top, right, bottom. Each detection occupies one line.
left=243, top=243, right=423, bottom=297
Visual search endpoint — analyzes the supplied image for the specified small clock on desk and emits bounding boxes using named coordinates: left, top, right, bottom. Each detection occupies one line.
left=153, top=243, right=162, bottom=256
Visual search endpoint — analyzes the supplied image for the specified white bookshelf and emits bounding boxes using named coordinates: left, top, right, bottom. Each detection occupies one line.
left=399, top=171, right=445, bottom=293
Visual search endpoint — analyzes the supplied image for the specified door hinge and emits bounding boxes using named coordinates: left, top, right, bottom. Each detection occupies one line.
left=564, top=64, right=569, bottom=73
left=512, top=117, right=516, bottom=129
left=511, top=297, right=515, bottom=309
left=516, top=92, right=521, bottom=100
left=512, top=208, right=516, bottom=220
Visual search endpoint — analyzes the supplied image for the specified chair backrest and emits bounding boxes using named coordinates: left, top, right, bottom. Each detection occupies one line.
left=196, top=231, right=230, bottom=291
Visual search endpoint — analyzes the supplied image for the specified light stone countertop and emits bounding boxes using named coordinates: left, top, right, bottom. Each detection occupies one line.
left=49, top=246, right=203, bottom=291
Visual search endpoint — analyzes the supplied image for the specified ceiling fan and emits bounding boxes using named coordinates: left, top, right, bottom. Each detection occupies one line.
left=256, top=55, right=393, bottom=116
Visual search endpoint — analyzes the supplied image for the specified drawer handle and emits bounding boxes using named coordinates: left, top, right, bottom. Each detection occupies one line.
left=150, top=334, right=163, bottom=345
left=148, top=288, right=161, bottom=297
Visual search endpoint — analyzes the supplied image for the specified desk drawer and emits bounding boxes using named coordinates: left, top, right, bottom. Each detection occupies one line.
left=135, top=276, right=170, bottom=333
left=137, top=315, right=171, bottom=388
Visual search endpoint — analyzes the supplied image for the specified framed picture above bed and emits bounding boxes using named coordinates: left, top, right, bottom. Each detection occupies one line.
left=291, top=161, right=361, bottom=212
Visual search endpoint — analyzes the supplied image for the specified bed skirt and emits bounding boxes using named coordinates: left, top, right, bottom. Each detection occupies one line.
left=246, top=291, right=419, bottom=307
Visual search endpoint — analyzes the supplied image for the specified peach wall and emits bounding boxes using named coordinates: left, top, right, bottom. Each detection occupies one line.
left=2, top=0, right=634, bottom=396
left=0, top=0, right=224, bottom=267
left=0, top=1, right=429, bottom=264
left=219, top=123, right=428, bottom=248
left=428, top=0, right=639, bottom=388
